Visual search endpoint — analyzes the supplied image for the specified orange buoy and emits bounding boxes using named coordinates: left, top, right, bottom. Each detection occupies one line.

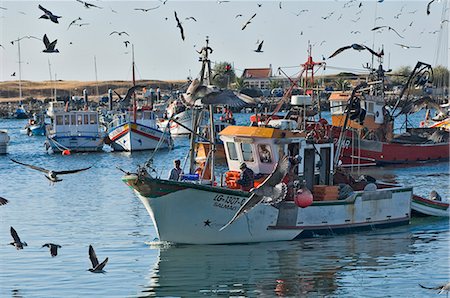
left=62, top=149, right=71, bottom=156
left=294, top=187, right=313, bottom=208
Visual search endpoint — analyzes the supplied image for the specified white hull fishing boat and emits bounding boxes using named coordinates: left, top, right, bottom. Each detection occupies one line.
left=45, top=110, right=105, bottom=153
left=122, top=38, right=412, bottom=245
left=411, top=195, right=449, bottom=217
left=108, top=109, right=172, bottom=151
left=0, top=130, right=10, bottom=154
left=159, top=104, right=207, bottom=137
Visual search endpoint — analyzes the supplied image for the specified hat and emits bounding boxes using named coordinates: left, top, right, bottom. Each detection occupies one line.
left=240, top=162, right=247, bottom=169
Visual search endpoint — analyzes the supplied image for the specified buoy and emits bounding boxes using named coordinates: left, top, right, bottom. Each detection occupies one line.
left=294, top=187, right=313, bottom=208
left=62, top=149, right=71, bottom=156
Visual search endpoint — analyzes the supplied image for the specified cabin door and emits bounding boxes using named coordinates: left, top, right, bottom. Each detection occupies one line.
left=303, top=148, right=315, bottom=190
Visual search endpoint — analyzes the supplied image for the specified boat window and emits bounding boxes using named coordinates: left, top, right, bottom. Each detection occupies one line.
left=226, top=142, right=238, bottom=160
left=258, top=144, right=272, bottom=163
left=84, top=114, right=89, bottom=125
left=143, top=112, right=150, bottom=120
left=368, top=102, right=374, bottom=113
left=90, top=114, right=97, bottom=124
left=77, top=115, right=83, bottom=125
left=56, top=115, right=63, bottom=125
left=71, top=115, right=76, bottom=125
left=241, top=143, right=254, bottom=162
left=64, top=115, right=70, bottom=125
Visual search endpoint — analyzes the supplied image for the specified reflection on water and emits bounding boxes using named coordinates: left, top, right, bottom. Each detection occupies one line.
left=141, top=221, right=449, bottom=297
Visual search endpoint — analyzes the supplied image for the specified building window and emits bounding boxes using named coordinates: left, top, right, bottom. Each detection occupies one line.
left=226, top=142, right=238, bottom=160
left=241, top=143, right=254, bottom=162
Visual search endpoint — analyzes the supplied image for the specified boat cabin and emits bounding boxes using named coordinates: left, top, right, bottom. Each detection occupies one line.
left=219, top=126, right=334, bottom=190
left=108, top=109, right=159, bottom=130
left=47, top=101, right=66, bottom=119
left=51, top=110, right=100, bottom=135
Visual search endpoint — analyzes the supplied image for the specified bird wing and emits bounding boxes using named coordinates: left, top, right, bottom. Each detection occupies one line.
left=38, top=4, right=51, bottom=14
left=43, top=34, right=50, bottom=47
left=174, top=11, right=185, bottom=40
left=427, top=0, right=435, bottom=15
left=328, top=45, right=352, bottom=58
left=219, top=192, right=262, bottom=231
left=183, top=78, right=201, bottom=105
left=89, top=245, right=99, bottom=267
left=371, top=25, right=386, bottom=31
left=400, top=96, right=444, bottom=114
left=256, top=40, right=264, bottom=51
left=123, top=85, right=145, bottom=101
left=0, top=196, right=8, bottom=206
left=121, top=31, right=129, bottom=36
left=389, top=26, right=404, bottom=38
left=55, top=166, right=92, bottom=175
left=363, top=45, right=382, bottom=57
left=201, top=89, right=250, bottom=108
left=94, top=257, right=108, bottom=271
left=113, top=90, right=123, bottom=100
left=10, top=227, right=21, bottom=243
left=47, top=39, right=57, bottom=51
left=109, top=31, right=118, bottom=35
left=10, top=158, right=49, bottom=173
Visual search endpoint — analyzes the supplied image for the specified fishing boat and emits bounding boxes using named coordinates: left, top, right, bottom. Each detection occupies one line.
left=0, top=130, right=10, bottom=154
left=14, top=104, right=28, bottom=119
left=20, top=113, right=48, bottom=136
left=122, top=39, right=412, bottom=245
left=329, top=62, right=449, bottom=166
left=411, top=194, right=449, bottom=217
left=195, top=119, right=230, bottom=161
left=158, top=100, right=207, bottom=137
left=45, top=110, right=105, bottom=153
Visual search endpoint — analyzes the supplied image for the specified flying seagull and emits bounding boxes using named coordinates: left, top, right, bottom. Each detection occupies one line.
left=420, top=282, right=450, bottom=295
left=88, top=245, right=108, bottom=273
left=76, top=0, right=102, bottom=9
left=174, top=11, right=185, bottom=41
left=371, top=25, right=404, bottom=38
left=134, top=6, right=160, bottom=12
left=395, top=43, right=421, bottom=49
left=10, top=227, right=27, bottom=250
left=67, top=17, right=82, bottom=30
left=42, top=34, right=59, bottom=53
left=42, top=243, right=61, bottom=257
left=0, top=196, right=8, bottom=206
left=220, top=155, right=290, bottom=231
left=235, top=14, right=243, bottom=18
left=110, top=31, right=129, bottom=36
left=11, top=72, right=16, bottom=76
left=328, top=43, right=382, bottom=59
left=254, top=40, right=264, bottom=52
left=400, top=96, right=445, bottom=115
left=38, top=4, right=61, bottom=23
left=185, top=16, right=197, bottom=22
left=427, top=0, right=436, bottom=15
left=241, top=13, right=257, bottom=30
left=123, top=40, right=130, bottom=48
left=10, top=158, right=91, bottom=183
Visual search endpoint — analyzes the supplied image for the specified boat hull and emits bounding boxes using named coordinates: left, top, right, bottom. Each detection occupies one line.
left=411, top=195, right=449, bottom=217
left=159, top=110, right=198, bottom=136
left=123, top=175, right=412, bottom=244
left=46, top=134, right=104, bottom=152
left=108, top=122, right=171, bottom=151
left=0, top=131, right=9, bottom=154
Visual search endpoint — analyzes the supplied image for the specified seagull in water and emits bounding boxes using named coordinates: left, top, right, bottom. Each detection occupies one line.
left=10, top=158, right=91, bottom=184
left=10, top=227, right=27, bottom=250
left=328, top=43, right=382, bottom=59
left=220, top=155, right=290, bottom=231
left=88, top=245, right=108, bottom=273
left=38, top=4, right=61, bottom=23
left=42, top=34, right=59, bottom=53
left=42, top=243, right=61, bottom=257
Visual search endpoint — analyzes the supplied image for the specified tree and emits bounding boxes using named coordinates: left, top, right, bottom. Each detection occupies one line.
left=333, top=77, right=351, bottom=91
left=232, top=76, right=247, bottom=91
left=212, top=61, right=236, bottom=88
left=433, top=65, right=449, bottom=87
left=269, top=79, right=281, bottom=90
left=390, top=65, right=412, bottom=86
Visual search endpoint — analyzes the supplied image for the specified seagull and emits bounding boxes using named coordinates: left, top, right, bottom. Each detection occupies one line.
left=235, top=14, right=243, bottom=18
left=220, top=155, right=290, bottom=231
left=0, top=196, right=8, bottom=206
left=420, top=282, right=450, bottom=295
left=0, top=44, right=4, bottom=49
left=110, top=31, right=129, bottom=36
left=395, top=43, right=421, bottom=49
left=400, top=96, right=444, bottom=115
left=174, top=11, right=185, bottom=41
left=134, top=6, right=160, bottom=12
left=88, top=245, right=108, bottom=273
left=11, top=72, right=16, bottom=76
left=42, top=243, right=61, bottom=257
left=123, top=40, right=130, bottom=48
left=10, top=227, right=27, bottom=250
left=75, top=23, right=89, bottom=27
left=351, top=17, right=360, bottom=22
left=185, top=16, right=197, bottom=22
left=67, top=17, right=82, bottom=30
left=427, top=0, right=436, bottom=15
left=293, top=9, right=308, bottom=16
left=328, top=43, right=382, bottom=59
left=10, top=158, right=91, bottom=183
left=254, top=40, right=264, bottom=52
left=321, top=11, right=334, bottom=20
left=241, top=13, right=257, bottom=30
left=76, top=0, right=102, bottom=9
left=42, top=34, right=59, bottom=53
left=371, top=25, right=404, bottom=38
left=38, top=4, right=61, bottom=23
left=394, top=12, right=402, bottom=19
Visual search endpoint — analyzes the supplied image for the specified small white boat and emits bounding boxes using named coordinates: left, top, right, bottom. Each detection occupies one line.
left=107, top=108, right=172, bottom=152
left=0, top=130, right=10, bottom=154
left=159, top=101, right=207, bottom=137
left=45, top=110, right=105, bottom=152
left=411, top=194, right=449, bottom=217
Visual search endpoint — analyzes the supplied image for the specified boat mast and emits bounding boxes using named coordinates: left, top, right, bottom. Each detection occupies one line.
left=94, top=55, right=99, bottom=99
left=132, top=44, right=137, bottom=123
left=16, top=37, right=23, bottom=103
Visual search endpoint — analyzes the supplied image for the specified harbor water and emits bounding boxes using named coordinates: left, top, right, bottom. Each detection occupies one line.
left=0, top=113, right=449, bottom=297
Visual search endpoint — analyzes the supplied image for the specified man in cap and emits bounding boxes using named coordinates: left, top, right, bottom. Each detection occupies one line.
left=237, top=162, right=254, bottom=191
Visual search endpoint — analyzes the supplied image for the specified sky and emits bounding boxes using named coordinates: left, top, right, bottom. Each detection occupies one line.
left=0, top=0, right=448, bottom=82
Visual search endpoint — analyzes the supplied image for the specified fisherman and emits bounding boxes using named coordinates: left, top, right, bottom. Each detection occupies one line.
left=168, top=159, right=182, bottom=181
left=236, top=162, right=254, bottom=191
left=430, top=190, right=442, bottom=201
